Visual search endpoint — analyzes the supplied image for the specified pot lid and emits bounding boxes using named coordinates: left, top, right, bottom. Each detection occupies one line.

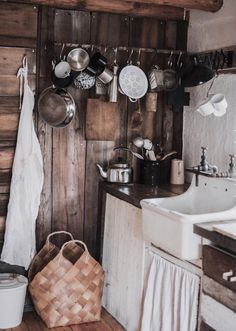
left=0, top=273, right=28, bottom=291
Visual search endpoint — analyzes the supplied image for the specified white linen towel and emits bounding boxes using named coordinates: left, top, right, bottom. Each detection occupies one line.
left=1, top=57, right=44, bottom=269
left=141, top=253, right=200, bottom=331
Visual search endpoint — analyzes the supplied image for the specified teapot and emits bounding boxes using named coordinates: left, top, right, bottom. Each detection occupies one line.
left=97, top=163, right=133, bottom=184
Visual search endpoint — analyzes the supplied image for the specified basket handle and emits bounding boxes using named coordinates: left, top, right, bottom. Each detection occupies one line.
left=59, top=240, right=90, bottom=263
left=46, top=231, right=74, bottom=244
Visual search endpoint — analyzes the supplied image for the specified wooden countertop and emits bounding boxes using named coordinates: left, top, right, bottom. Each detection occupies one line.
left=194, top=222, right=236, bottom=255
left=100, top=181, right=188, bottom=209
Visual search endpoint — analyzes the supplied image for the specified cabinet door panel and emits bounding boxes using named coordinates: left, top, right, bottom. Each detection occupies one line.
left=203, top=245, right=236, bottom=292
left=102, top=194, right=145, bottom=331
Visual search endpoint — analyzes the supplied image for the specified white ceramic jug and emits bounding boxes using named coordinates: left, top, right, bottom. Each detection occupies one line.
left=170, top=158, right=184, bottom=185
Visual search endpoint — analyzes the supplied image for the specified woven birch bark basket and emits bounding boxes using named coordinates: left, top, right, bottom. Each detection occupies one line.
left=29, top=237, right=105, bottom=328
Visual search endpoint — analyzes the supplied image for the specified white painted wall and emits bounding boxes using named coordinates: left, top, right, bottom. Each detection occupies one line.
left=187, top=0, right=236, bottom=52
left=183, top=0, right=236, bottom=181
left=183, top=75, right=236, bottom=175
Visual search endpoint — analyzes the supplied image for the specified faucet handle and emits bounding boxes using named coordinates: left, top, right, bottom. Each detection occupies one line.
left=201, top=146, right=207, bottom=154
left=229, top=154, right=235, bottom=162
left=229, top=154, right=236, bottom=177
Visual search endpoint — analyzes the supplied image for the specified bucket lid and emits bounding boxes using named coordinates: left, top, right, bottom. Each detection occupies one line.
left=0, top=273, right=28, bottom=291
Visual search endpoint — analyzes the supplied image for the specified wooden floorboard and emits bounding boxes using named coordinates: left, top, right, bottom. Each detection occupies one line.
left=0, top=309, right=125, bottom=331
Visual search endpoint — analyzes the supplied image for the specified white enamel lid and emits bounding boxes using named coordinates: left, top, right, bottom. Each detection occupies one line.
left=0, top=273, right=28, bottom=291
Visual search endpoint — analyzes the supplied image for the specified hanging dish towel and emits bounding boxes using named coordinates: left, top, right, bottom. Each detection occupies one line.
left=141, top=253, right=200, bottom=331
left=1, top=57, right=44, bottom=269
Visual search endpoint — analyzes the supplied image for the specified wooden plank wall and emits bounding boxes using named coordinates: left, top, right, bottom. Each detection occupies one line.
left=0, top=2, right=187, bottom=259
left=0, top=3, right=37, bottom=252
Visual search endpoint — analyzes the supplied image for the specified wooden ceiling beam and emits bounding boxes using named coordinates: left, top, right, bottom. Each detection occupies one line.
left=124, top=0, right=223, bottom=12
left=0, top=0, right=185, bottom=20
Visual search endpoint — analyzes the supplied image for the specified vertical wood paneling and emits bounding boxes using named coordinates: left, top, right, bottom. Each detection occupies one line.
left=52, top=10, right=90, bottom=245
left=0, top=3, right=186, bottom=258
left=36, top=6, right=54, bottom=249
left=162, top=21, right=177, bottom=152
left=84, top=13, right=130, bottom=256
left=172, top=20, right=188, bottom=158
left=54, top=9, right=91, bottom=44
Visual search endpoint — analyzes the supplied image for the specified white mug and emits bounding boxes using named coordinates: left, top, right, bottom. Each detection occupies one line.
left=196, top=95, right=215, bottom=116
left=54, top=61, right=71, bottom=78
left=170, top=159, right=184, bottom=185
left=211, top=93, right=227, bottom=117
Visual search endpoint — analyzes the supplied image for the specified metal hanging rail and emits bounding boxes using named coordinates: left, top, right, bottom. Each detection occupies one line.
left=53, top=42, right=186, bottom=55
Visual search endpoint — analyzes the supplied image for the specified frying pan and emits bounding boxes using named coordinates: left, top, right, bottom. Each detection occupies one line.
left=38, top=87, right=76, bottom=128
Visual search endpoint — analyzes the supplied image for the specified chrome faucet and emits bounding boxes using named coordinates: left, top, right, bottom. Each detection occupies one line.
left=192, top=147, right=218, bottom=173
left=186, top=147, right=219, bottom=186
left=186, top=148, right=236, bottom=186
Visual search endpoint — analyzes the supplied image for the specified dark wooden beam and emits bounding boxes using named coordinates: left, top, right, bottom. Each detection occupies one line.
left=0, top=0, right=185, bottom=20
left=124, top=0, right=223, bottom=12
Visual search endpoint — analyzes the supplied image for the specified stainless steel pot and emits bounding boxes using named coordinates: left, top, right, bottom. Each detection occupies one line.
left=97, top=163, right=133, bottom=183
left=67, top=48, right=90, bottom=71
left=38, top=87, right=76, bottom=128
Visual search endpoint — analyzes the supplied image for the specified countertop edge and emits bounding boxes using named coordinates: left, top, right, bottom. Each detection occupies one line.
left=100, top=181, right=188, bottom=209
left=194, top=223, right=236, bottom=255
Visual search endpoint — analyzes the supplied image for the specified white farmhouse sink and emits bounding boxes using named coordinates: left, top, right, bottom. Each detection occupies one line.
left=141, top=175, right=236, bottom=260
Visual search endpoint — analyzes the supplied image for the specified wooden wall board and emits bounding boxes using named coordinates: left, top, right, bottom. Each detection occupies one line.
left=84, top=12, right=130, bottom=256
left=0, top=3, right=38, bottom=48
left=0, top=96, right=19, bottom=113
left=0, top=216, right=5, bottom=250
left=90, top=13, right=130, bottom=148
left=0, top=216, right=5, bottom=234
left=0, top=194, right=8, bottom=216
left=54, top=9, right=91, bottom=44
left=0, top=146, right=14, bottom=170
left=0, top=113, right=19, bottom=140
left=36, top=6, right=55, bottom=249
left=172, top=20, right=188, bottom=158
left=84, top=141, right=115, bottom=256
left=0, top=169, right=11, bottom=188
left=51, top=10, right=90, bottom=246
left=0, top=75, right=36, bottom=96
left=51, top=90, right=87, bottom=243
left=36, top=117, right=53, bottom=249
left=0, top=47, right=36, bottom=75
left=161, top=20, right=177, bottom=153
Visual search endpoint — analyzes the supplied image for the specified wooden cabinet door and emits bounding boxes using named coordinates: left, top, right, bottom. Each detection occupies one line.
left=203, top=245, right=236, bottom=292
left=102, top=194, right=145, bottom=331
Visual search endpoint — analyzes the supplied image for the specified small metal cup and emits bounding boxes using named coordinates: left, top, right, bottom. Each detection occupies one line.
left=148, top=66, right=164, bottom=91
left=97, top=67, right=114, bottom=84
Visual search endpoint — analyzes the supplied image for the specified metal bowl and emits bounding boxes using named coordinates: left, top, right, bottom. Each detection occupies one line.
left=67, top=48, right=90, bottom=72
left=38, top=87, right=76, bottom=128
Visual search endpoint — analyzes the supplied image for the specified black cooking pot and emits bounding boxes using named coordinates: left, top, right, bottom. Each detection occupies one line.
left=181, top=55, right=215, bottom=87
left=85, top=52, right=107, bottom=77
left=51, top=70, right=73, bottom=88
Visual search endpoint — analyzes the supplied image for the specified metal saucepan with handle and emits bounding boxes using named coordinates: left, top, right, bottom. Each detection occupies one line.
left=38, top=87, right=76, bottom=128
